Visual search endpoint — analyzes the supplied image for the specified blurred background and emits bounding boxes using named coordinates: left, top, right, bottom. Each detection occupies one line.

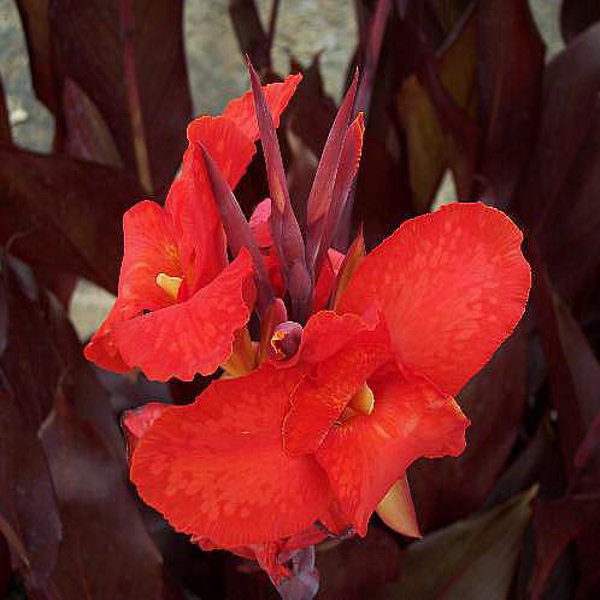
left=2, top=1, right=600, bottom=599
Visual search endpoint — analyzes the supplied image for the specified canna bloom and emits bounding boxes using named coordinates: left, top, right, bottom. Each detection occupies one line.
left=127, top=202, right=530, bottom=577
left=84, top=74, right=301, bottom=381
left=87, top=60, right=531, bottom=594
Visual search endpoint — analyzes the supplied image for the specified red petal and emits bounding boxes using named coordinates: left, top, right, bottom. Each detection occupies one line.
left=165, top=146, right=227, bottom=291
left=121, top=402, right=170, bottom=460
left=85, top=200, right=180, bottom=373
left=186, top=115, right=256, bottom=190
left=283, top=316, right=391, bottom=455
left=315, top=374, right=468, bottom=535
left=83, top=300, right=134, bottom=373
left=282, top=309, right=380, bottom=369
left=171, top=117, right=256, bottom=291
left=222, top=73, right=302, bottom=142
left=112, top=249, right=255, bottom=381
left=119, top=200, right=181, bottom=311
left=338, top=202, right=531, bottom=395
left=130, top=364, right=332, bottom=547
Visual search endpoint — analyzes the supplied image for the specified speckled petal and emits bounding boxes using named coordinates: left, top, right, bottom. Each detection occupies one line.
left=84, top=200, right=180, bottom=373
left=222, top=73, right=302, bottom=142
left=283, top=340, right=390, bottom=456
left=130, top=364, right=332, bottom=547
left=338, top=202, right=531, bottom=395
left=316, top=373, right=469, bottom=536
left=112, top=249, right=255, bottom=381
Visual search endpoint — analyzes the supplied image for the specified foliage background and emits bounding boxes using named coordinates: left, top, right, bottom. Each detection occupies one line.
left=1, top=1, right=600, bottom=599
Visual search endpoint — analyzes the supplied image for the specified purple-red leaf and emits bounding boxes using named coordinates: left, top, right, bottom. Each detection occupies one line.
left=0, top=77, right=10, bottom=145
left=516, top=23, right=600, bottom=305
left=0, top=144, right=142, bottom=293
left=17, top=0, right=192, bottom=192
left=532, top=256, right=600, bottom=476
left=476, top=0, right=545, bottom=207
left=0, top=390, right=61, bottom=592
left=229, top=0, right=271, bottom=71
left=317, top=527, right=402, bottom=600
left=561, top=0, right=600, bottom=44
left=530, top=496, right=600, bottom=600
left=379, top=488, right=536, bottom=600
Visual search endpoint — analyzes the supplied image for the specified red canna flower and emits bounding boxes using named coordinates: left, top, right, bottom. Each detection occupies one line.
left=127, top=202, right=531, bottom=577
left=84, top=75, right=302, bottom=381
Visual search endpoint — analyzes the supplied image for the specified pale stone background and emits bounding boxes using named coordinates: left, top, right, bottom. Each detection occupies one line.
left=0, top=0, right=563, bottom=340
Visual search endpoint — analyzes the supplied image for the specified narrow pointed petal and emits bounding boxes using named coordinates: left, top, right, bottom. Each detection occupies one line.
left=376, top=476, right=421, bottom=538
left=314, top=113, right=365, bottom=276
left=130, top=365, right=332, bottom=547
left=247, top=60, right=311, bottom=320
left=199, top=142, right=274, bottom=315
left=338, top=202, right=531, bottom=395
left=223, top=73, right=303, bottom=142
left=331, top=228, right=366, bottom=310
left=112, top=249, right=255, bottom=381
left=313, top=249, right=345, bottom=310
left=305, top=70, right=359, bottom=273
left=316, top=375, right=469, bottom=536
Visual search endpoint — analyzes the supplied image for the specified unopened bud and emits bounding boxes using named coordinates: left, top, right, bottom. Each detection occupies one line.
left=270, top=321, right=303, bottom=360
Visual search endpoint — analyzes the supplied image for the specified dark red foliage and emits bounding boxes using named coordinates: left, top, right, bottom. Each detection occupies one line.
left=1, top=0, right=599, bottom=598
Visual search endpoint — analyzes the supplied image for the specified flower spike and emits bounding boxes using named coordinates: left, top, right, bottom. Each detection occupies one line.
left=247, top=58, right=312, bottom=322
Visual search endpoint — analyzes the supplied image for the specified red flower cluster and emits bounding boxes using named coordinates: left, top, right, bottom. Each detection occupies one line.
left=86, top=65, right=531, bottom=589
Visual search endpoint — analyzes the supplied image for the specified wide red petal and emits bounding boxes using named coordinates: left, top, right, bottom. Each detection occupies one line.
left=83, top=300, right=134, bottom=373
left=130, top=364, right=332, bottom=547
left=315, top=374, right=469, bottom=536
left=338, top=202, right=531, bottom=395
left=118, top=200, right=181, bottom=311
left=222, top=73, right=302, bottom=142
left=112, top=249, right=255, bottom=381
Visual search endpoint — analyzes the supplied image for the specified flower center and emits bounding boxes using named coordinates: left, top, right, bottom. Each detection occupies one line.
left=156, top=273, right=183, bottom=300
left=339, top=383, right=375, bottom=422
